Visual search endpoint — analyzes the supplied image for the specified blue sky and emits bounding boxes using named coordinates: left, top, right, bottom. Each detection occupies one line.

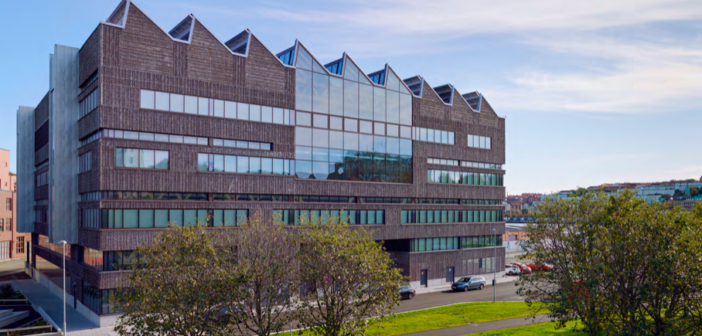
left=1, top=0, right=700, bottom=194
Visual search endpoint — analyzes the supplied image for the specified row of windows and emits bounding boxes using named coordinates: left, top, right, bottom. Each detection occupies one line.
left=467, top=135, right=491, bottom=149
left=34, top=209, right=47, bottom=223
left=274, top=209, right=385, bottom=225
left=295, top=68, right=412, bottom=125
left=295, top=128, right=413, bottom=155
left=140, top=90, right=294, bottom=125
left=85, top=209, right=250, bottom=229
left=80, top=191, right=208, bottom=202
left=412, top=235, right=502, bottom=252
left=79, top=192, right=503, bottom=206
left=212, top=139, right=272, bottom=151
left=414, top=127, right=455, bottom=145
left=197, top=154, right=294, bottom=176
left=79, top=89, right=98, bottom=119
left=80, top=131, right=103, bottom=147
left=99, top=129, right=208, bottom=146
left=296, top=112, right=412, bottom=139
left=428, top=170, right=504, bottom=186
left=79, top=152, right=92, bottom=173
left=401, top=210, right=503, bottom=224
left=428, top=158, right=503, bottom=170
left=35, top=172, right=48, bottom=187
left=38, top=235, right=71, bottom=257
left=116, top=148, right=169, bottom=170
left=81, top=248, right=141, bottom=272
left=296, top=153, right=412, bottom=183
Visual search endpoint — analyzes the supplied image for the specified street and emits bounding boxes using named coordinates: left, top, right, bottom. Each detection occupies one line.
left=394, top=282, right=523, bottom=314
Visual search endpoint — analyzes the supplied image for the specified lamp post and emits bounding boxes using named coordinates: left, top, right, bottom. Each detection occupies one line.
left=491, top=228, right=496, bottom=303
left=58, top=240, right=67, bottom=336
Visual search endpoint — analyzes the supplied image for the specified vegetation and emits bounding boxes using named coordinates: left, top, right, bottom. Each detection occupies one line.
left=466, top=320, right=586, bottom=336
left=518, top=191, right=702, bottom=335
left=288, top=302, right=542, bottom=336
left=294, top=215, right=405, bottom=336
left=114, top=213, right=404, bottom=336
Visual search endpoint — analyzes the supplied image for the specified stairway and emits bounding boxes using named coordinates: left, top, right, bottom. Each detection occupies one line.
left=0, top=309, right=30, bottom=328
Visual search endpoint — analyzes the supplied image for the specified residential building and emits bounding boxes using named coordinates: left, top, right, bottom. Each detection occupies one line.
left=16, top=0, right=505, bottom=326
left=0, top=149, right=28, bottom=261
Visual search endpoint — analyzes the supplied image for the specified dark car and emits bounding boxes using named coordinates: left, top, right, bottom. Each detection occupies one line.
left=451, top=276, right=486, bottom=292
left=399, top=285, right=416, bottom=299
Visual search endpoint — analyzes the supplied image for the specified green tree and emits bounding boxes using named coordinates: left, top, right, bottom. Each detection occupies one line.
left=673, top=189, right=684, bottom=197
left=114, top=224, right=245, bottom=336
left=518, top=191, right=702, bottom=335
left=690, top=186, right=699, bottom=197
left=294, top=214, right=405, bottom=336
left=227, top=213, right=300, bottom=336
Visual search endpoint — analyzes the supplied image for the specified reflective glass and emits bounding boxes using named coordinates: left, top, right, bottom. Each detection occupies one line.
left=225, top=101, right=237, bottom=119
left=343, top=133, right=358, bottom=150
left=171, top=94, right=184, bottom=113
left=359, top=84, right=373, bottom=120
left=359, top=134, right=373, bottom=152
left=249, top=104, right=261, bottom=122
left=225, top=155, right=236, bottom=172
left=184, top=95, right=198, bottom=114
left=198, top=97, right=209, bottom=115
left=360, top=120, right=373, bottom=134
left=140, top=90, right=154, bottom=109
left=295, top=127, right=312, bottom=146
left=343, top=60, right=359, bottom=81
left=237, top=103, right=249, bottom=120
left=197, top=153, right=209, bottom=171
left=374, top=122, right=385, bottom=135
left=329, top=77, right=344, bottom=116
left=344, top=80, right=359, bottom=118
left=155, top=151, right=168, bottom=169
left=313, top=114, right=328, bottom=129
left=313, top=148, right=328, bottom=161
left=312, top=73, right=329, bottom=114
left=373, top=136, right=386, bottom=153
left=400, top=139, right=412, bottom=156
left=261, top=158, right=273, bottom=174
left=261, top=106, right=272, bottom=123
left=296, top=46, right=313, bottom=70
left=155, top=92, right=169, bottom=111
left=237, top=156, right=249, bottom=173
left=401, top=126, right=411, bottom=139
left=399, top=93, right=412, bottom=125
left=297, top=112, right=311, bottom=126
left=373, top=87, right=386, bottom=121
left=313, top=161, right=329, bottom=180
left=124, top=149, right=139, bottom=168
left=345, top=118, right=358, bottom=132
left=386, top=90, right=399, bottom=124
left=296, top=160, right=311, bottom=179
left=329, top=131, right=344, bottom=149
left=386, top=137, right=399, bottom=154
left=330, top=116, right=343, bottom=130
left=387, top=124, right=399, bottom=137
left=312, top=129, right=329, bottom=147
left=295, top=70, right=313, bottom=111
left=386, top=70, right=400, bottom=91
left=214, top=100, right=224, bottom=117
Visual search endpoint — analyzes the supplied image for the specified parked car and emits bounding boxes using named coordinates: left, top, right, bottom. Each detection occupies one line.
left=510, top=262, right=532, bottom=274
left=399, top=285, right=416, bottom=299
left=526, top=262, right=554, bottom=271
left=505, top=264, right=521, bottom=276
left=451, top=276, right=486, bottom=292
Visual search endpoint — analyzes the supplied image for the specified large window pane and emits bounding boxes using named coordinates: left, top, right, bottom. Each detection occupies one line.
left=124, top=149, right=139, bottom=168
left=224, top=155, right=236, bottom=173
left=312, top=129, right=329, bottom=148
left=261, top=106, right=272, bottom=123
left=237, top=103, right=249, bottom=120
left=155, top=151, right=169, bottom=169
left=296, top=127, right=312, bottom=146
left=249, top=104, right=261, bottom=121
left=261, top=158, right=273, bottom=174
left=343, top=133, right=358, bottom=150
left=197, top=97, right=208, bottom=115
left=115, top=148, right=123, bottom=167
left=386, top=137, right=400, bottom=154
left=343, top=80, right=358, bottom=118
left=373, top=87, right=386, bottom=121
left=140, top=90, right=155, bottom=109
left=386, top=90, right=399, bottom=124
left=155, top=210, right=169, bottom=228
left=123, top=210, right=138, bottom=228
left=399, top=93, right=412, bottom=126
left=273, top=159, right=284, bottom=175
left=296, top=160, right=311, bottom=179
left=139, top=210, right=154, bottom=228
left=296, top=70, right=313, bottom=111
left=329, top=131, right=344, bottom=149
left=197, top=153, right=209, bottom=171
left=184, top=210, right=197, bottom=227
left=329, top=77, right=344, bottom=116
left=214, top=154, right=224, bottom=172
left=312, top=73, right=329, bottom=114
left=359, top=84, right=373, bottom=120
left=237, top=156, right=249, bottom=173
left=225, top=101, right=237, bottom=119
left=169, top=210, right=183, bottom=227
left=155, top=92, right=169, bottom=111
left=399, top=139, right=412, bottom=156
left=373, top=136, right=386, bottom=153
left=184, top=95, right=197, bottom=114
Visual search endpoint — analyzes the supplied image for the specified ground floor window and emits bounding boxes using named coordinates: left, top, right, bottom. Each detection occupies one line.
left=16, top=237, right=24, bottom=254
left=0, top=241, right=9, bottom=259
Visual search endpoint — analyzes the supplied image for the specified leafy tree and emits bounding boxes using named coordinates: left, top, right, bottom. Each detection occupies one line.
left=294, top=215, right=405, bottom=336
left=227, top=213, right=300, bottom=336
left=568, top=187, right=588, bottom=197
left=518, top=191, right=702, bottom=335
left=114, top=224, right=245, bottom=336
left=690, top=186, right=699, bottom=197
left=673, top=189, right=684, bottom=197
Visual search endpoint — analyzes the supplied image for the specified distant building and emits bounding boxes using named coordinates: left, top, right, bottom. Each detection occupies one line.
left=0, top=149, right=29, bottom=261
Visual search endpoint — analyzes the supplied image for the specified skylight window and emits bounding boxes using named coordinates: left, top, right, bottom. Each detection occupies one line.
left=225, top=31, right=250, bottom=55
left=277, top=46, right=295, bottom=66
left=433, top=84, right=454, bottom=104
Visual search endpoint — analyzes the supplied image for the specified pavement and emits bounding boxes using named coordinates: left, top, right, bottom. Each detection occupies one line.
left=12, top=279, right=97, bottom=333
left=0, top=258, right=31, bottom=281
left=414, top=275, right=519, bottom=295
left=399, top=314, right=552, bottom=336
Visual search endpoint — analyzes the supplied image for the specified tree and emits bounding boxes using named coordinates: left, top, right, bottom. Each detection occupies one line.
left=226, top=213, right=300, bottom=336
left=294, top=215, right=405, bottom=336
left=673, top=189, right=684, bottom=197
left=114, top=224, right=244, bottom=336
left=690, top=186, right=699, bottom=197
left=518, top=191, right=702, bottom=335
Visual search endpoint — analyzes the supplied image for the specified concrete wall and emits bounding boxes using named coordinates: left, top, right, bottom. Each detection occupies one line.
left=49, top=45, right=80, bottom=244
left=16, top=106, right=35, bottom=233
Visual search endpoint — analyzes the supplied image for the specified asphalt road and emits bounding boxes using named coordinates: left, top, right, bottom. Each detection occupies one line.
left=393, top=282, right=523, bottom=314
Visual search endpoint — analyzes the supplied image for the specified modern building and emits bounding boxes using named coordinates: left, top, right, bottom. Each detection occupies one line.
left=16, top=0, right=506, bottom=326
left=0, top=149, right=28, bottom=261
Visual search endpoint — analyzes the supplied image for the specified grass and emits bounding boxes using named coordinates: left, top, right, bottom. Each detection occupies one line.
left=466, top=320, right=587, bottom=336
left=287, top=302, right=544, bottom=336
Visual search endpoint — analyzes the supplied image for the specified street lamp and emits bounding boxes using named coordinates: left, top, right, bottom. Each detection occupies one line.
left=491, top=228, right=496, bottom=303
left=58, top=240, right=67, bottom=336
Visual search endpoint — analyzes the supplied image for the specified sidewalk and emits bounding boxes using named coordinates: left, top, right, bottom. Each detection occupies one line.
left=399, top=314, right=551, bottom=336
left=12, top=279, right=97, bottom=332
left=415, top=276, right=519, bottom=295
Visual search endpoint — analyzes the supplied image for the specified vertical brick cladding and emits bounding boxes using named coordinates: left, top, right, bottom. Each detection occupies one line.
left=79, top=26, right=100, bottom=87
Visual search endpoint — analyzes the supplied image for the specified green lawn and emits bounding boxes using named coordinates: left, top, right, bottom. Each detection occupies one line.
left=288, top=302, right=544, bottom=336
left=466, top=321, right=586, bottom=336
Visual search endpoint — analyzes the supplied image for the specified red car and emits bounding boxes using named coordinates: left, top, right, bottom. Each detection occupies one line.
left=509, top=262, right=532, bottom=274
left=526, top=263, right=554, bottom=271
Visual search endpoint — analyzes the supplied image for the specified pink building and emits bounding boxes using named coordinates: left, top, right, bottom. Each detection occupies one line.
left=0, top=149, right=28, bottom=260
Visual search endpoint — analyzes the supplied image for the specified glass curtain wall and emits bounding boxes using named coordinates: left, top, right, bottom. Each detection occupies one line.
left=294, top=46, right=413, bottom=183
